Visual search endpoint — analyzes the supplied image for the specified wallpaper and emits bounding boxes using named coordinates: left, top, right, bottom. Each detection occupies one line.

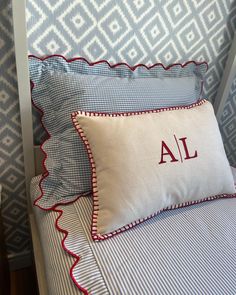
left=220, top=74, right=236, bottom=165
left=0, top=0, right=31, bottom=255
left=0, top=0, right=235, bottom=257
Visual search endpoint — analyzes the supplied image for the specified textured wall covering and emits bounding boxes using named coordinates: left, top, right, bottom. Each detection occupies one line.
left=0, top=0, right=236, bottom=257
left=220, top=75, right=236, bottom=165
left=0, top=0, right=30, bottom=255
left=26, top=0, right=236, bottom=164
left=26, top=0, right=236, bottom=102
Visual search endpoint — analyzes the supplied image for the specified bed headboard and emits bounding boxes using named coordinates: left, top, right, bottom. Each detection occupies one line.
left=12, top=0, right=236, bottom=212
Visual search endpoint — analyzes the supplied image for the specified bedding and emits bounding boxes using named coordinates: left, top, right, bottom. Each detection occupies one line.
left=29, top=55, right=208, bottom=209
left=72, top=99, right=235, bottom=240
left=31, top=176, right=83, bottom=295
left=31, top=168, right=236, bottom=295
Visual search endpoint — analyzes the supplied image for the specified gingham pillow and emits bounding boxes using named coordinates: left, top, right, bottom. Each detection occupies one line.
left=29, top=55, right=208, bottom=209
left=72, top=100, right=236, bottom=241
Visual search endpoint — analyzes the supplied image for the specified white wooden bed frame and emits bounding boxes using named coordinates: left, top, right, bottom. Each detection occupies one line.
left=11, top=0, right=236, bottom=294
left=12, top=2, right=48, bottom=293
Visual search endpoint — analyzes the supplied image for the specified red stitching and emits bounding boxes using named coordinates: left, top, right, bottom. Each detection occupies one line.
left=73, top=99, right=206, bottom=118
left=71, top=100, right=236, bottom=241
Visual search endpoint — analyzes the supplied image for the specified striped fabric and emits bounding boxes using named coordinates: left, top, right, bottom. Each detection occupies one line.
left=31, top=176, right=108, bottom=295
left=31, top=176, right=81, bottom=295
left=31, top=168, right=236, bottom=295
left=29, top=56, right=208, bottom=209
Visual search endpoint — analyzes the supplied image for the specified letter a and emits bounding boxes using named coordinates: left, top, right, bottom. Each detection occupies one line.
left=159, top=141, right=179, bottom=164
left=179, top=137, right=198, bottom=160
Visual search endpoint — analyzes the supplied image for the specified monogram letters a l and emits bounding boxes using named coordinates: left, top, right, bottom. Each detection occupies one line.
left=159, top=136, right=198, bottom=164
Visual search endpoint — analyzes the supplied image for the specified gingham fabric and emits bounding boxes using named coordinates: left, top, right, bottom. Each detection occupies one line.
left=31, top=169, right=236, bottom=295
left=29, top=56, right=208, bottom=209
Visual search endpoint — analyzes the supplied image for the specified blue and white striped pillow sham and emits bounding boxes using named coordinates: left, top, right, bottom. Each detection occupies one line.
left=29, top=55, right=207, bottom=209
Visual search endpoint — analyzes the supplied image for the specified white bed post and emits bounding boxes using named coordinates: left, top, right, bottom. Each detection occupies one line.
left=214, top=32, right=236, bottom=121
left=12, top=0, right=35, bottom=212
left=11, top=3, right=48, bottom=293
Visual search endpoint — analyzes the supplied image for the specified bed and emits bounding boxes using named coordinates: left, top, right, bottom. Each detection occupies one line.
left=12, top=1, right=236, bottom=294
left=30, top=169, right=236, bottom=295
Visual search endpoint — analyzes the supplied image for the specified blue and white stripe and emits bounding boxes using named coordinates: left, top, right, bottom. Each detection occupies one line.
left=31, top=169, right=236, bottom=295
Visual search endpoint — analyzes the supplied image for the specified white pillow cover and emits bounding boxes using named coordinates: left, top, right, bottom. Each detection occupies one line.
left=72, top=100, right=236, bottom=241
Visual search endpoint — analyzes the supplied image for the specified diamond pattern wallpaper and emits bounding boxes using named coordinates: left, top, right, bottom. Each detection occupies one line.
left=0, top=0, right=235, bottom=257
left=0, top=0, right=31, bottom=255
left=220, top=74, right=236, bottom=166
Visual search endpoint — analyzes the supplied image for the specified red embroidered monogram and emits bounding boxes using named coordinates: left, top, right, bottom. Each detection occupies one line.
left=159, top=140, right=179, bottom=164
left=71, top=99, right=236, bottom=242
left=179, top=137, right=198, bottom=160
left=159, top=136, right=198, bottom=164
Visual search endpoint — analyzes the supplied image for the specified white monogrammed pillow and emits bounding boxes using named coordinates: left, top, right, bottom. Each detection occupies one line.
left=72, top=100, right=236, bottom=241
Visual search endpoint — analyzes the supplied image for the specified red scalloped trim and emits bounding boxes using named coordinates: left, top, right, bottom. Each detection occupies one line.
left=31, top=78, right=90, bottom=211
left=28, top=54, right=208, bottom=71
left=52, top=190, right=236, bottom=295
left=72, top=99, right=236, bottom=241
left=29, top=54, right=208, bottom=102
left=53, top=206, right=88, bottom=295
left=30, top=54, right=208, bottom=210
left=30, top=84, right=51, bottom=210
left=51, top=183, right=236, bottom=293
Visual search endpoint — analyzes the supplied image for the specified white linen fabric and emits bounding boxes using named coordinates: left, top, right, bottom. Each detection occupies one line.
left=31, top=171, right=236, bottom=295
left=73, top=100, right=236, bottom=240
